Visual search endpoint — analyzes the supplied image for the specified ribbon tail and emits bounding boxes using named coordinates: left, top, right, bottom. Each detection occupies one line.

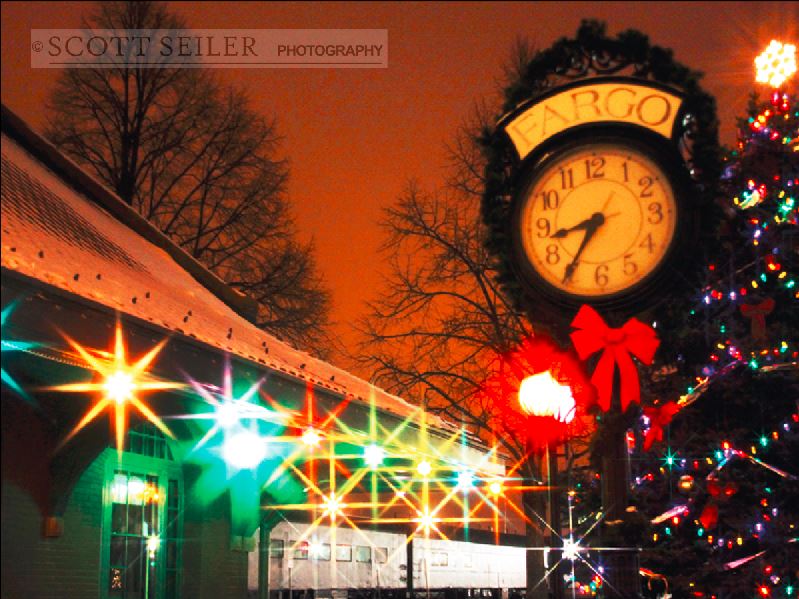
left=591, top=350, right=616, bottom=412
left=643, top=430, right=655, bottom=452
left=616, top=349, right=641, bottom=412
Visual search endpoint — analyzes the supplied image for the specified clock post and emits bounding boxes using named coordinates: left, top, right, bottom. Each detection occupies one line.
left=597, top=371, right=641, bottom=598
left=481, top=21, right=720, bottom=599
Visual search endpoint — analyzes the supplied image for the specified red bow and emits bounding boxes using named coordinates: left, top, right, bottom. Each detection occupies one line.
left=642, top=402, right=681, bottom=450
left=740, top=298, right=775, bottom=342
left=707, top=478, right=738, bottom=499
left=570, top=305, right=660, bottom=412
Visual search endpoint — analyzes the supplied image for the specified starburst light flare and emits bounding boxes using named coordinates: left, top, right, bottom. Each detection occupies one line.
left=49, top=320, right=183, bottom=454
left=755, top=40, right=797, bottom=88
left=180, top=360, right=288, bottom=461
left=1, top=301, right=38, bottom=403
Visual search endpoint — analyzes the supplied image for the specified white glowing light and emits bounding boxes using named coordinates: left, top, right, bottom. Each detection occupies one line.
left=223, top=430, right=267, bottom=469
left=128, top=477, right=146, bottom=500
left=104, top=370, right=136, bottom=404
left=755, top=40, right=797, bottom=88
left=216, top=401, right=240, bottom=428
left=456, top=469, right=475, bottom=490
left=302, top=427, right=321, bottom=447
left=363, top=444, right=385, bottom=468
left=146, top=536, right=160, bottom=557
left=323, top=492, right=343, bottom=518
left=488, top=479, right=503, bottom=496
left=309, top=541, right=324, bottom=557
left=416, top=460, right=432, bottom=477
left=518, top=371, right=576, bottom=423
left=562, top=537, right=580, bottom=561
left=416, top=509, right=437, bottom=532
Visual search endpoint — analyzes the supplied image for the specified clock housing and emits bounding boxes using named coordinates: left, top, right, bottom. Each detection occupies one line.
left=509, top=127, right=698, bottom=314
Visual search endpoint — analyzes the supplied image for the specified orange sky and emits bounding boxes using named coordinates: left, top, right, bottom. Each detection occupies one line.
left=2, top=1, right=798, bottom=373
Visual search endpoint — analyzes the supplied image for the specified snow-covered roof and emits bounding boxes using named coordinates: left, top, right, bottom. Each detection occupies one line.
left=1, top=106, right=449, bottom=430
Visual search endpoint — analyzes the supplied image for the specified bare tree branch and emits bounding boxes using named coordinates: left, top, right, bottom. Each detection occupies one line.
left=45, top=1, right=330, bottom=352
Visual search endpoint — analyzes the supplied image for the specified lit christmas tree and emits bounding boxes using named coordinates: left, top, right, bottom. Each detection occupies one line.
left=635, top=41, right=799, bottom=599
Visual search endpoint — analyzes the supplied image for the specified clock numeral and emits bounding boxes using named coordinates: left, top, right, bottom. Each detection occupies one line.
left=545, top=243, right=560, bottom=265
left=594, top=264, right=609, bottom=287
left=639, top=233, right=655, bottom=254
left=536, top=218, right=551, bottom=238
left=623, top=253, right=638, bottom=275
left=622, top=161, right=629, bottom=182
left=584, top=156, right=605, bottom=179
left=638, top=176, right=654, bottom=197
left=560, top=168, right=574, bottom=190
left=647, top=202, right=664, bottom=224
left=539, top=190, right=560, bottom=210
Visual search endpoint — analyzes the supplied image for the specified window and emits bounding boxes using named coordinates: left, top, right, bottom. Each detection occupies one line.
left=125, top=422, right=174, bottom=460
left=108, top=470, right=177, bottom=598
left=104, top=425, right=181, bottom=599
left=336, top=544, right=352, bottom=562
left=292, top=541, right=309, bottom=560
left=355, top=545, right=371, bottom=563
left=375, top=547, right=388, bottom=564
left=270, top=539, right=285, bottom=559
left=313, top=543, right=331, bottom=561
left=109, top=472, right=156, bottom=597
left=431, top=552, right=448, bottom=567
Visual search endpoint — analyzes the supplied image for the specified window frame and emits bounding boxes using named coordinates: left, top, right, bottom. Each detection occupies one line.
left=335, top=544, right=352, bottom=562
left=355, top=545, right=372, bottom=564
left=270, top=539, right=285, bottom=559
left=291, top=541, right=309, bottom=560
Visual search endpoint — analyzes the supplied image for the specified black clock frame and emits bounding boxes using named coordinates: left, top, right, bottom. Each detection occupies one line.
left=508, top=124, right=699, bottom=316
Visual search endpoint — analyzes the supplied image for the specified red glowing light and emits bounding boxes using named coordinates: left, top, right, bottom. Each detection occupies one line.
left=479, top=336, right=595, bottom=450
left=764, top=254, right=781, bottom=271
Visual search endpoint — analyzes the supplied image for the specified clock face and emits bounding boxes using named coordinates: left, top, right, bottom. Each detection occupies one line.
left=517, top=143, right=677, bottom=299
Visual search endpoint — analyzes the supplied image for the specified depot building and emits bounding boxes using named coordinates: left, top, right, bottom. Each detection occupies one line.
left=0, top=105, right=521, bottom=599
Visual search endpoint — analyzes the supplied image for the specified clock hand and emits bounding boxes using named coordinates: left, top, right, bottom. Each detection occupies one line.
left=550, top=216, right=596, bottom=239
left=562, top=212, right=605, bottom=284
left=601, top=191, right=615, bottom=212
left=551, top=192, right=617, bottom=239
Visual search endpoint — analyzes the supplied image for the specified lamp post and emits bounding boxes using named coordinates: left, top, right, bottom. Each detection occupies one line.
left=518, top=370, right=576, bottom=599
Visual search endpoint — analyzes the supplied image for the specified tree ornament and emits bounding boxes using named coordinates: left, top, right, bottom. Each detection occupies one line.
left=707, top=478, right=739, bottom=500
left=677, top=474, right=695, bottom=492
left=570, top=305, right=660, bottom=412
left=642, top=401, right=681, bottom=450
left=740, top=297, right=776, bottom=342
left=699, top=502, right=719, bottom=529
left=755, top=40, right=797, bottom=89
